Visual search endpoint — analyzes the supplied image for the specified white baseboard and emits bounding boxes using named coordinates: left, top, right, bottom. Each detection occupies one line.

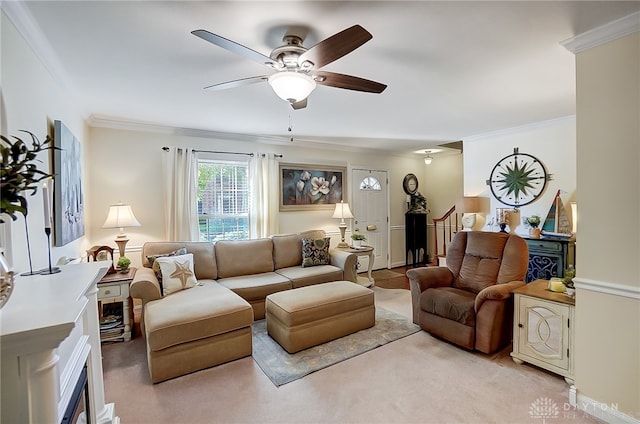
left=571, top=389, right=640, bottom=424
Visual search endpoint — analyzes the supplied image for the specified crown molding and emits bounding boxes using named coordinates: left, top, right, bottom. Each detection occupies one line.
left=561, top=11, right=640, bottom=54
left=463, top=115, right=576, bottom=143
left=1, top=1, right=89, bottom=118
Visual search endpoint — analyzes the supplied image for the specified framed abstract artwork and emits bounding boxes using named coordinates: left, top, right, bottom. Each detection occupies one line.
left=279, top=163, right=346, bottom=211
left=53, top=120, right=85, bottom=246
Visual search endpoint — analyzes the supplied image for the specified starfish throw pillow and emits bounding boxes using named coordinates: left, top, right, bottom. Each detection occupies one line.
left=155, top=253, right=198, bottom=296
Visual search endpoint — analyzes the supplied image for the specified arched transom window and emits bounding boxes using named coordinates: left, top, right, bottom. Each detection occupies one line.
left=359, top=176, right=382, bottom=191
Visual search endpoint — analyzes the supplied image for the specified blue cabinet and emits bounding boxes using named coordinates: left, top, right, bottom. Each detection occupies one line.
left=524, top=237, right=575, bottom=282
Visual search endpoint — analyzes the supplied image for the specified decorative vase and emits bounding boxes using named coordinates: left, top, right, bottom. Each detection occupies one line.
left=529, top=227, right=541, bottom=238
left=0, top=253, right=15, bottom=309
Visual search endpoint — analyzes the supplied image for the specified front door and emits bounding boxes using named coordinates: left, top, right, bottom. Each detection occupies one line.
left=351, top=168, right=389, bottom=270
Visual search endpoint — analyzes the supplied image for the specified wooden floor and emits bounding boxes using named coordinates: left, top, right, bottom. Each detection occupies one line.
left=369, top=265, right=426, bottom=290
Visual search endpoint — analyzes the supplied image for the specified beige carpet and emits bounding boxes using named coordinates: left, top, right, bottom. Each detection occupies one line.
left=102, top=287, right=601, bottom=424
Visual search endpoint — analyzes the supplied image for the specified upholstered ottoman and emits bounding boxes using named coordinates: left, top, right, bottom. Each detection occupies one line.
left=265, top=281, right=375, bottom=353
left=144, top=282, right=254, bottom=383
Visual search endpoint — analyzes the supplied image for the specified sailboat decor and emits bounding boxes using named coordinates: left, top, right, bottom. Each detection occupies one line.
left=541, top=190, right=572, bottom=238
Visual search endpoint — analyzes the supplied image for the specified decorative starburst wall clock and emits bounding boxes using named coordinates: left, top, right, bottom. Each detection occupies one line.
left=486, top=148, right=552, bottom=207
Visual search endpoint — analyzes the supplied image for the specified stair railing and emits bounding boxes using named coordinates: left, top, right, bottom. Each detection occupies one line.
left=431, top=205, right=463, bottom=265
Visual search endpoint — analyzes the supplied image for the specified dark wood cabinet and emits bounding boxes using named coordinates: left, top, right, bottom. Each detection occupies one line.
left=405, top=212, right=428, bottom=267
left=523, top=237, right=575, bottom=282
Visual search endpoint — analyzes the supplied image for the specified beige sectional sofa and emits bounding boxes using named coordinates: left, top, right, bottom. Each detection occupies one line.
left=130, top=230, right=357, bottom=383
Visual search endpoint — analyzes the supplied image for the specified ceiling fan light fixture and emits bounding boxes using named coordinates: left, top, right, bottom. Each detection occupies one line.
left=268, top=71, right=317, bottom=103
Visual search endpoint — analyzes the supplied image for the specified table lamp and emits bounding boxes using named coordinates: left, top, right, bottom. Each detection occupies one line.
left=332, top=201, right=354, bottom=248
left=456, top=196, right=481, bottom=231
left=102, top=202, right=141, bottom=257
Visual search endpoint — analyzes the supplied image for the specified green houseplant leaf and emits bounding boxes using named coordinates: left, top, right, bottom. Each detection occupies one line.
left=0, top=131, right=57, bottom=223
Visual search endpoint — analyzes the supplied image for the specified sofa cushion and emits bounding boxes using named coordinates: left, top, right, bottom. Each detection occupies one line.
left=302, top=237, right=331, bottom=267
left=276, top=265, right=344, bottom=289
left=142, top=242, right=217, bottom=280
left=421, top=287, right=476, bottom=327
left=217, top=272, right=292, bottom=301
left=215, top=238, right=274, bottom=278
left=155, top=253, right=198, bottom=296
left=271, top=233, right=303, bottom=269
left=144, top=282, right=253, bottom=352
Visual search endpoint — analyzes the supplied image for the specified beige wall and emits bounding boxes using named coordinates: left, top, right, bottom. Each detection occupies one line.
left=462, top=117, right=577, bottom=235
left=88, top=125, right=428, bottom=269
left=1, top=12, right=91, bottom=270
left=574, top=31, right=640, bottom=419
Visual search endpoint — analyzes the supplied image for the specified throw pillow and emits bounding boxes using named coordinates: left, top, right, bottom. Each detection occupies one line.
left=155, top=253, right=198, bottom=296
left=147, top=247, right=187, bottom=295
left=301, top=237, right=331, bottom=268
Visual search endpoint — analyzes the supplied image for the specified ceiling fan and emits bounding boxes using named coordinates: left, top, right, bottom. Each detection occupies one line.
left=191, top=25, right=387, bottom=109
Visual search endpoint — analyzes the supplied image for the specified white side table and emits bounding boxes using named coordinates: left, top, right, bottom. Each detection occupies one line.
left=339, top=246, right=375, bottom=287
left=97, top=268, right=135, bottom=342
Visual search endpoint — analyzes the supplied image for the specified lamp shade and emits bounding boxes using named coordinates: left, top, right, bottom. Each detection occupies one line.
left=332, top=201, right=354, bottom=221
left=268, top=71, right=317, bottom=103
left=102, top=203, right=141, bottom=230
left=455, top=196, right=481, bottom=213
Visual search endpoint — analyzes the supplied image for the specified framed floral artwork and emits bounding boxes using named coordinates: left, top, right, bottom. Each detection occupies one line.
left=279, top=163, right=346, bottom=211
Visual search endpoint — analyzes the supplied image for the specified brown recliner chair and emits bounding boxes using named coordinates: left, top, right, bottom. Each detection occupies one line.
left=407, top=231, right=528, bottom=354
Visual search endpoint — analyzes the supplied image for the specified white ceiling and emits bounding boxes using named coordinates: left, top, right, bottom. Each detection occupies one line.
left=10, top=1, right=640, bottom=154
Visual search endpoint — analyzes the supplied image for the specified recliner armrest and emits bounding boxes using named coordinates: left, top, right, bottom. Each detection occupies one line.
left=130, top=267, right=162, bottom=305
left=407, top=266, right=454, bottom=324
left=474, top=280, right=525, bottom=311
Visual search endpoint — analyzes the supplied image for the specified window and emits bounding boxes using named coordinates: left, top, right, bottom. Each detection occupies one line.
left=197, top=158, right=249, bottom=241
left=359, top=176, right=382, bottom=191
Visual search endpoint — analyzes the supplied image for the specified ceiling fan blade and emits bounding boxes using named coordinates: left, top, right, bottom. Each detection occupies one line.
left=298, top=25, right=372, bottom=69
left=204, top=76, right=269, bottom=91
left=291, top=98, right=308, bottom=110
left=314, top=71, right=387, bottom=93
left=192, top=29, right=278, bottom=68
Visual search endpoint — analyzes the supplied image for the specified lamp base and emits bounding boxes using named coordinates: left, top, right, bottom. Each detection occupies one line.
left=337, top=241, right=350, bottom=248
left=114, top=237, right=129, bottom=258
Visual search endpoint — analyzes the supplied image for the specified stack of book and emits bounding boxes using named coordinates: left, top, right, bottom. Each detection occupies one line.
left=99, top=315, right=123, bottom=342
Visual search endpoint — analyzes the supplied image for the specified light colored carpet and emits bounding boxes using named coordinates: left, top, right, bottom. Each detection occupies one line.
left=102, top=287, right=602, bottom=424
left=252, top=307, right=420, bottom=386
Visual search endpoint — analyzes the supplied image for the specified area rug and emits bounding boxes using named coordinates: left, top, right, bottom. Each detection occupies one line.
left=252, top=307, right=420, bottom=386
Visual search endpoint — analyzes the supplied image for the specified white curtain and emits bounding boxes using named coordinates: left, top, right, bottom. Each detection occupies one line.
left=161, top=147, right=199, bottom=241
left=249, top=153, right=279, bottom=238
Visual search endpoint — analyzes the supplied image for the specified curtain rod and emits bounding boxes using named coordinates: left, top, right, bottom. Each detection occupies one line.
left=161, top=146, right=254, bottom=157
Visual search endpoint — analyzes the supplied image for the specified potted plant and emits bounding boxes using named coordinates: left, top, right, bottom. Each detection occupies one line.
left=525, top=215, right=541, bottom=238
left=350, top=233, right=366, bottom=248
left=117, top=257, right=131, bottom=273
left=1, top=131, right=57, bottom=222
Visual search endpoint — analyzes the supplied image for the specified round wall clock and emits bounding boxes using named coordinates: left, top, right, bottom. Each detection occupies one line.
left=402, top=173, right=419, bottom=195
left=487, top=148, right=551, bottom=207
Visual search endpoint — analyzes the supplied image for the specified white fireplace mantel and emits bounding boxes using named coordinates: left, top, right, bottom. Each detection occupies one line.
left=0, top=261, right=118, bottom=424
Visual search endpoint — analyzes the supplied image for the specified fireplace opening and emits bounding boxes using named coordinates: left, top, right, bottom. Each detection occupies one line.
left=61, top=364, right=91, bottom=424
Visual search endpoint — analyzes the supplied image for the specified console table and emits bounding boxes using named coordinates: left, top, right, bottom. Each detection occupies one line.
left=523, top=236, right=575, bottom=282
left=511, top=279, right=575, bottom=384
left=0, top=262, right=118, bottom=424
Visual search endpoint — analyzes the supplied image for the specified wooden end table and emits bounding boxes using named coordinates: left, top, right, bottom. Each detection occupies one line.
left=97, top=267, right=136, bottom=342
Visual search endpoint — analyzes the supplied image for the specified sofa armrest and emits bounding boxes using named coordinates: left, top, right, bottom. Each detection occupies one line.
left=130, top=267, right=162, bottom=305
left=474, top=280, right=525, bottom=312
left=329, top=248, right=358, bottom=283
